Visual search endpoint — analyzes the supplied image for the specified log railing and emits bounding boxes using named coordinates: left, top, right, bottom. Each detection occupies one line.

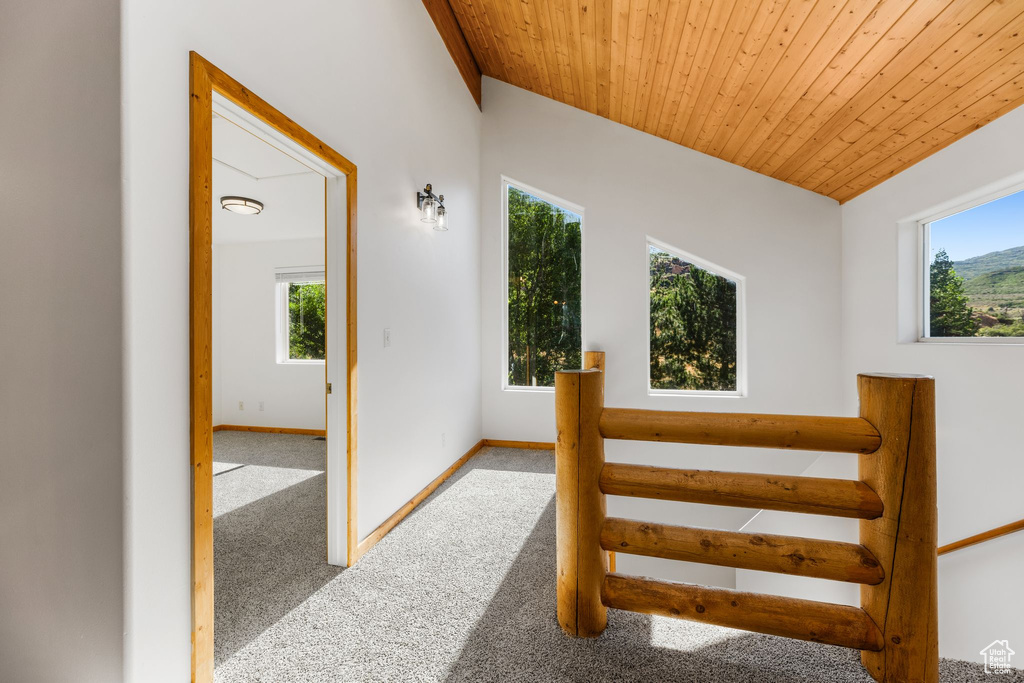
left=938, top=518, right=1024, bottom=555
left=555, top=352, right=937, bottom=683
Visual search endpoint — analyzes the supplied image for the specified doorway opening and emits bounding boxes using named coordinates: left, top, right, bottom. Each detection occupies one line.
left=189, top=53, right=358, bottom=683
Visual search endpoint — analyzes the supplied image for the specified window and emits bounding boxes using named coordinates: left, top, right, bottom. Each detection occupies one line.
left=648, top=240, right=744, bottom=394
left=276, top=268, right=326, bottom=362
left=504, top=180, right=582, bottom=388
left=923, top=186, right=1024, bottom=339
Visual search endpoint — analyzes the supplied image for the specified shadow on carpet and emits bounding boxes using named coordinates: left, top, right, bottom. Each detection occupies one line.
left=214, top=468, right=341, bottom=666
left=445, top=491, right=1011, bottom=682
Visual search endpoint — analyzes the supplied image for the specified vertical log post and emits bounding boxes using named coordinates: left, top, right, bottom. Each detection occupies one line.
left=858, top=374, right=938, bottom=683
left=555, top=368, right=607, bottom=637
left=582, top=352, right=613, bottom=572
left=583, top=350, right=605, bottom=375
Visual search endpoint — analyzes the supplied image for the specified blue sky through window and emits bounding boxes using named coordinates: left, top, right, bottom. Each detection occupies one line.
left=929, top=189, right=1024, bottom=262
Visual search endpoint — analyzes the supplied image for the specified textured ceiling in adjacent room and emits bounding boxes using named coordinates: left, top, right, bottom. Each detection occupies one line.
left=430, top=0, right=1024, bottom=202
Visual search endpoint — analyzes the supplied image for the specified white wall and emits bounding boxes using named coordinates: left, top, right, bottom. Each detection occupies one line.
left=479, top=79, right=845, bottom=587
left=0, top=1, right=124, bottom=681
left=122, top=1, right=482, bottom=678
left=838, top=105, right=1024, bottom=662
left=735, top=453, right=860, bottom=607
left=213, top=238, right=326, bottom=431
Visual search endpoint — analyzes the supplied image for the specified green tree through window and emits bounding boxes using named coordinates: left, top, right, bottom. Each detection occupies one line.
left=928, top=249, right=977, bottom=337
left=507, top=185, right=581, bottom=387
left=649, top=245, right=738, bottom=391
left=288, top=281, right=325, bottom=360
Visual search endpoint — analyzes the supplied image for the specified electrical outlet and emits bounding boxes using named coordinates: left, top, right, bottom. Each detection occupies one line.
left=259, top=401, right=265, bottom=412
left=238, top=401, right=244, bottom=411
left=383, top=328, right=391, bottom=348
left=441, top=432, right=446, bottom=448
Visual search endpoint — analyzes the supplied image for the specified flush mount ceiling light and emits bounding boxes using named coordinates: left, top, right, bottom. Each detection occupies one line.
left=416, top=183, right=448, bottom=231
left=220, top=196, right=264, bottom=215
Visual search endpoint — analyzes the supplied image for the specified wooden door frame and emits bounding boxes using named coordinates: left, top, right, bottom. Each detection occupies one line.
left=189, top=52, right=359, bottom=682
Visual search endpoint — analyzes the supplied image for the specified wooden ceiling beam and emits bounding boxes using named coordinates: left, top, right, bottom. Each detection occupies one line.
left=422, top=0, right=483, bottom=109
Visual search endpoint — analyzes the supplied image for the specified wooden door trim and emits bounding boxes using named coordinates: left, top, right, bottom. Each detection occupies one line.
left=189, top=51, right=358, bottom=683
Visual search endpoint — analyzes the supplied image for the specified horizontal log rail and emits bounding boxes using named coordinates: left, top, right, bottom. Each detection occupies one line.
left=600, top=463, right=884, bottom=519
left=599, top=408, right=881, bottom=453
left=602, top=573, right=885, bottom=652
left=556, top=357, right=937, bottom=683
left=601, top=517, right=884, bottom=585
left=938, top=518, right=1024, bottom=556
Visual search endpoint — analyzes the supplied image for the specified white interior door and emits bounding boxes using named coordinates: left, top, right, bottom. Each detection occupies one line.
left=325, top=174, right=348, bottom=567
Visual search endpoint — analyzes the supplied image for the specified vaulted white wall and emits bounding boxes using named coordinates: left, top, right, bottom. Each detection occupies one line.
left=122, top=1, right=482, bottom=678
left=479, top=78, right=845, bottom=588
left=213, top=238, right=326, bottom=431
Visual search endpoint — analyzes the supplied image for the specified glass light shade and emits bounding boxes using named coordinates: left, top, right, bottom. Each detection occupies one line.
left=435, top=206, right=448, bottom=231
left=420, top=196, right=437, bottom=223
left=221, top=196, right=263, bottom=215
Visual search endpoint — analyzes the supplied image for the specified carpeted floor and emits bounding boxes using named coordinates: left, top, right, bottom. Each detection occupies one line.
left=213, top=431, right=339, bottom=667
left=212, top=436, right=1019, bottom=682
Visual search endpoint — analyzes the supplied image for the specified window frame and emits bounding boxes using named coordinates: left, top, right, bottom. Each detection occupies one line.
left=275, top=267, right=327, bottom=364
left=918, top=179, right=1024, bottom=344
left=646, top=236, right=748, bottom=397
left=501, top=176, right=585, bottom=392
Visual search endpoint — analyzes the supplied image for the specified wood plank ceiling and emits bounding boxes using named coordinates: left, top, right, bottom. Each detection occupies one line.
left=429, top=0, right=1024, bottom=202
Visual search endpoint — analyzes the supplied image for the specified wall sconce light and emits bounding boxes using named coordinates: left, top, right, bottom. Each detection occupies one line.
left=221, top=196, right=264, bottom=215
left=435, top=204, right=448, bottom=231
left=417, top=183, right=448, bottom=231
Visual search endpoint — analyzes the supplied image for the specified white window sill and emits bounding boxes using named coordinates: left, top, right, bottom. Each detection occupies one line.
left=915, top=337, right=1024, bottom=346
left=648, top=389, right=746, bottom=398
left=278, top=359, right=326, bottom=365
